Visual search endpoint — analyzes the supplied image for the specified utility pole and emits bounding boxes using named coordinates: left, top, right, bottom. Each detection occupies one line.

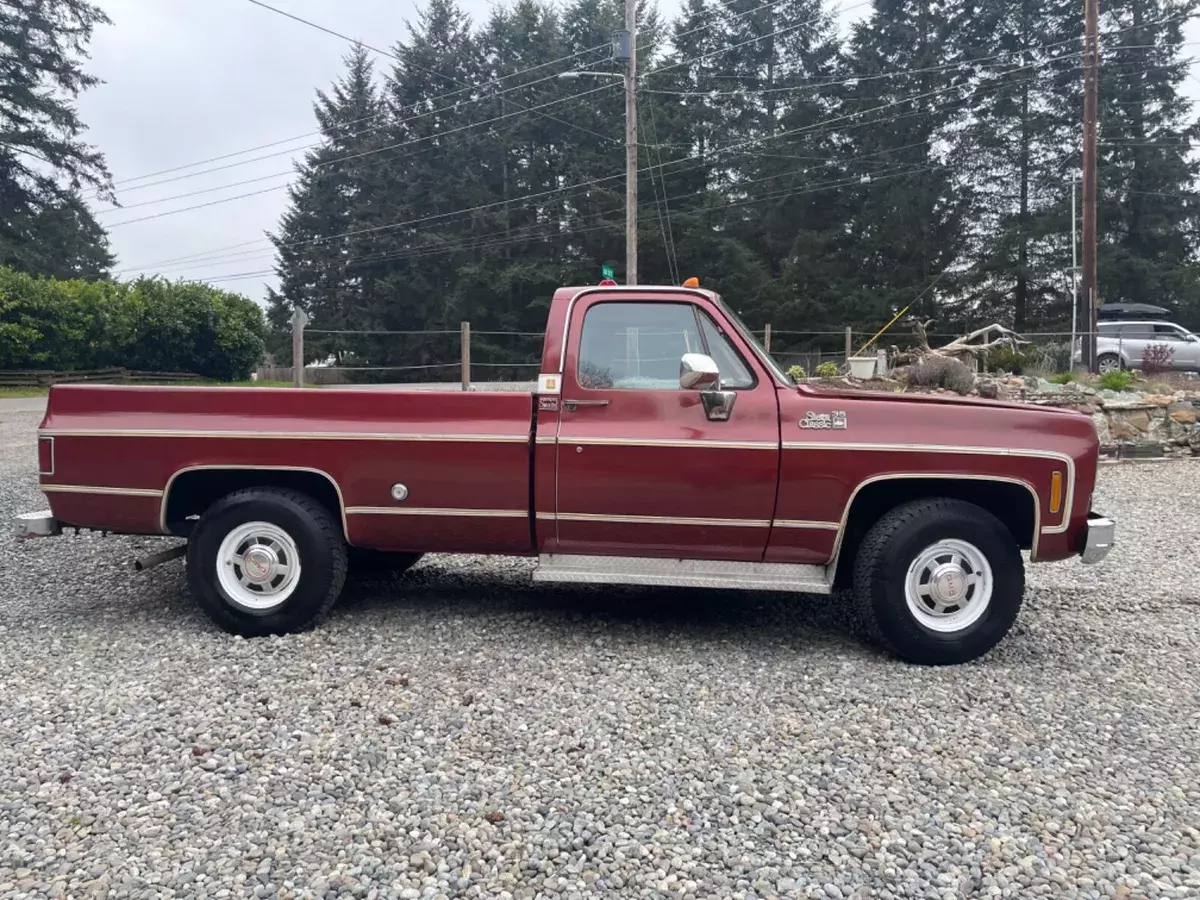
left=562, top=16, right=637, bottom=284
left=291, top=307, right=307, bottom=388
left=1071, top=179, right=1079, bottom=368
left=622, top=0, right=638, bottom=285
left=1081, top=0, right=1100, bottom=372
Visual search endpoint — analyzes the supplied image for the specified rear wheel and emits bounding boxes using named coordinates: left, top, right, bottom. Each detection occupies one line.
left=1097, top=353, right=1123, bottom=374
left=853, top=498, right=1024, bottom=665
left=187, top=487, right=347, bottom=637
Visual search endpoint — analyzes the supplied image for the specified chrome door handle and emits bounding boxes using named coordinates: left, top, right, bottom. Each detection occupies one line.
left=563, top=399, right=610, bottom=411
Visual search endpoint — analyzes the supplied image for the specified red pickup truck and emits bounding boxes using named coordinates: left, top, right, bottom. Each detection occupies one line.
left=15, top=284, right=1114, bottom=665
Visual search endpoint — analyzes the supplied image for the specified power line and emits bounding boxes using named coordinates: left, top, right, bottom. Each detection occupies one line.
left=98, top=44, right=609, bottom=194
left=101, top=83, right=619, bottom=229
left=117, top=70, right=1022, bottom=272
left=244, top=0, right=620, bottom=150
left=184, top=158, right=951, bottom=285
left=104, top=0, right=802, bottom=194
left=118, top=25, right=1184, bottom=272
left=94, top=170, right=295, bottom=214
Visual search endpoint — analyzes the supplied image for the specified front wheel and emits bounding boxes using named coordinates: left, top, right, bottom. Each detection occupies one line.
left=187, top=487, right=348, bottom=637
left=1097, top=353, right=1123, bottom=374
left=853, top=499, right=1024, bottom=665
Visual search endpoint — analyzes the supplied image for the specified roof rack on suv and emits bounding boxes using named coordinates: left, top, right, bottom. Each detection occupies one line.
left=1096, top=302, right=1172, bottom=321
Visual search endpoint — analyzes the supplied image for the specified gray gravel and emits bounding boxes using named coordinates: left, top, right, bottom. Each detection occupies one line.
left=2, top=402, right=1199, bottom=900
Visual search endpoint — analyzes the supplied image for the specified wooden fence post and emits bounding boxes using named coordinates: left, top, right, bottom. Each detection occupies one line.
left=763, top=324, right=772, bottom=353
left=461, top=321, right=471, bottom=391
left=291, top=308, right=308, bottom=388
left=844, top=326, right=852, bottom=365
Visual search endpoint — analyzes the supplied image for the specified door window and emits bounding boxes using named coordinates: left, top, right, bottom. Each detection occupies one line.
left=1119, top=324, right=1153, bottom=340
left=577, top=302, right=755, bottom=390
left=698, top=310, right=755, bottom=389
left=1152, top=323, right=1188, bottom=342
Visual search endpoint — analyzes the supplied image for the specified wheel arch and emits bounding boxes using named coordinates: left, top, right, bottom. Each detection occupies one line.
left=161, top=466, right=349, bottom=541
left=831, top=474, right=1039, bottom=586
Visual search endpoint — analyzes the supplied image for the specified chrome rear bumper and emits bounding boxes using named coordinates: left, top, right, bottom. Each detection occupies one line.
left=1081, top=514, right=1115, bottom=564
left=12, top=510, right=61, bottom=540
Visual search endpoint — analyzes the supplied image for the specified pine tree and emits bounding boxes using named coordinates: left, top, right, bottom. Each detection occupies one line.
left=0, top=0, right=114, bottom=277
left=955, top=0, right=1079, bottom=331
left=1097, top=0, right=1200, bottom=321
left=821, top=0, right=972, bottom=336
left=459, top=0, right=574, bottom=374
left=353, top=0, right=485, bottom=378
left=269, top=45, right=384, bottom=367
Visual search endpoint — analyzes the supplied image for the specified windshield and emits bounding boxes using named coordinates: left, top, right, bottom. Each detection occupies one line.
left=716, top=297, right=791, bottom=386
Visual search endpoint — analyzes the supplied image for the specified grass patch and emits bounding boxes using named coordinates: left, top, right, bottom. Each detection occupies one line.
left=1098, top=369, right=1135, bottom=392
left=0, top=386, right=48, bottom=398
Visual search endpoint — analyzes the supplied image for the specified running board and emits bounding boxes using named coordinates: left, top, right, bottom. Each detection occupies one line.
left=532, top=554, right=833, bottom=594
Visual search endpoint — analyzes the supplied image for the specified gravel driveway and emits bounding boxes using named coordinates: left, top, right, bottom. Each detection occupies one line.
left=1, top=403, right=1198, bottom=900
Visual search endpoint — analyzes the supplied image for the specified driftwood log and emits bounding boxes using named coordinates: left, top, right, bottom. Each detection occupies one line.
left=889, top=320, right=1031, bottom=366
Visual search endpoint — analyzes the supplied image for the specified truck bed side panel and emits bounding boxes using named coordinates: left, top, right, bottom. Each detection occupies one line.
left=39, top=385, right=535, bottom=554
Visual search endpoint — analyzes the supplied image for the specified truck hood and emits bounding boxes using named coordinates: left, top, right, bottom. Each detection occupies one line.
left=795, top=385, right=1084, bottom=416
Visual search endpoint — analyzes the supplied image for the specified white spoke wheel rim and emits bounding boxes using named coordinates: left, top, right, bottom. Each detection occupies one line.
left=216, top=521, right=302, bottom=613
left=1098, top=356, right=1119, bottom=373
left=903, top=538, right=994, bottom=634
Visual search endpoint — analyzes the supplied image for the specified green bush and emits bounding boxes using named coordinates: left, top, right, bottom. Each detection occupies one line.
left=984, top=346, right=1029, bottom=374
left=1025, top=341, right=1074, bottom=375
left=786, top=364, right=807, bottom=382
left=1099, top=369, right=1135, bottom=392
left=0, top=268, right=266, bottom=380
left=815, top=361, right=839, bottom=378
left=1048, top=372, right=1077, bottom=384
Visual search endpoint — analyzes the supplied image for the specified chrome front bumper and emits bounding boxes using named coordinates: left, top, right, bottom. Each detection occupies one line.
left=1081, top=514, right=1115, bottom=564
left=12, top=510, right=61, bottom=539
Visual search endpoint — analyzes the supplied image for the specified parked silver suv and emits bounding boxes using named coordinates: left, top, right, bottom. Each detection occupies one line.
left=1084, top=320, right=1200, bottom=373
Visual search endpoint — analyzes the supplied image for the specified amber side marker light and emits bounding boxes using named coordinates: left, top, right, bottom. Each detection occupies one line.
left=1050, top=471, right=1063, bottom=514
left=683, top=276, right=700, bottom=287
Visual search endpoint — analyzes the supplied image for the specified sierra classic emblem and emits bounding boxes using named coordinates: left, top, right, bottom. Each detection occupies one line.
left=800, top=410, right=847, bottom=430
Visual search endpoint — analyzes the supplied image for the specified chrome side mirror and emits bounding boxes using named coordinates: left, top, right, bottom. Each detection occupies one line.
left=680, top=353, right=737, bottom=421
left=680, top=353, right=721, bottom=390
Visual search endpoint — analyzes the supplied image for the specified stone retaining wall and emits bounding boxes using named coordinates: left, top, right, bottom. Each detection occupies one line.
left=1001, top=378, right=1200, bottom=459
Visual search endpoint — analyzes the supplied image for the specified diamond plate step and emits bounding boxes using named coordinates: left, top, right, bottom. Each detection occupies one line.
left=532, top=554, right=833, bottom=594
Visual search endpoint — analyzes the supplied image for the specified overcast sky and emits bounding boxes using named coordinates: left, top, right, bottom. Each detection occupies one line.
left=75, top=1, right=1199, bottom=304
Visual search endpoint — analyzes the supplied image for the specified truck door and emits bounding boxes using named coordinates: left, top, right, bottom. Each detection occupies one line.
left=552, top=293, right=781, bottom=561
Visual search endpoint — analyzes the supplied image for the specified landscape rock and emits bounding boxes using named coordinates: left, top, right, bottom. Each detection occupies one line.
left=1169, top=408, right=1197, bottom=425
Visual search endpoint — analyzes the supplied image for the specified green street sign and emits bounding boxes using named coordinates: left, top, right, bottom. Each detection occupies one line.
left=601, top=264, right=615, bottom=280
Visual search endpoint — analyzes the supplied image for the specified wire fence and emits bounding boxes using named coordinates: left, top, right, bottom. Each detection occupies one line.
left=262, top=320, right=1121, bottom=387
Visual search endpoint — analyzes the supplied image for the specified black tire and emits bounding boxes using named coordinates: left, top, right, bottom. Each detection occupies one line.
left=187, top=487, right=347, bottom=637
left=1097, top=353, right=1123, bottom=373
left=347, top=548, right=423, bottom=578
left=852, top=498, right=1024, bottom=665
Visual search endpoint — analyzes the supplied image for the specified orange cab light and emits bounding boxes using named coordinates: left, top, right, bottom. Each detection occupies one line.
left=683, top=277, right=700, bottom=287
left=1049, top=471, right=1063, bottom=514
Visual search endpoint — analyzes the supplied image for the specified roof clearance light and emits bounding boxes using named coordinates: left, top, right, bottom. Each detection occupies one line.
left=599, top=278, right=618, bottom=286
left=683, top=277, right=700, bottom=288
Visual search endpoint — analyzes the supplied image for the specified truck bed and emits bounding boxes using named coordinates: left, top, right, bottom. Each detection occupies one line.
left=38, top=385, right=537, bottom=554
